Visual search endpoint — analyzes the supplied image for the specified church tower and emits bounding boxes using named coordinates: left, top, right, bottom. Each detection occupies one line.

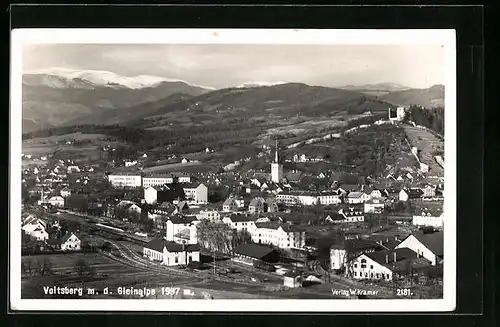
left=271, top=139, right=283, bottom=183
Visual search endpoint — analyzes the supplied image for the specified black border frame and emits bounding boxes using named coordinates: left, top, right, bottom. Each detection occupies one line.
left=5, top=3, right=489, bottom=325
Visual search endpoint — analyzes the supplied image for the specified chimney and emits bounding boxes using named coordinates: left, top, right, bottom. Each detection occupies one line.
left=385, top=254, right=389, bottom=264
left=393, top=252, right=397, bottom=262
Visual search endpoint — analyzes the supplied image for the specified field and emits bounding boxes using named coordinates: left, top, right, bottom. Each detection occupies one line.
left=403, top=125, right=444, bottom=176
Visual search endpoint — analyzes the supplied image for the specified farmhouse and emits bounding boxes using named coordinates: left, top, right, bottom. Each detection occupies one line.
left=47, top=232, right=82, bottom=251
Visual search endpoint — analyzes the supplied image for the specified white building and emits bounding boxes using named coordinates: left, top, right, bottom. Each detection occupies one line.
left=48, top=196, right=65, bottom=207
left=251, top=222, right=305, bottom=249
left=144, top=186, right=159, bottom=205
left=67, top=165, right=81, bottom=173
left=271, top=140, right=283, bottom=183
left=276, top=191, right=319, bottom=206
left=143, top=176, right=174, bottom=188
left=222, top=214, right=258, bottom=233
left=60, top=232, right=81, bottom=251
left=195, top=209, right=220, bottom=222
left=412, top=211, right=444, bottom=228
left=143, top=238, right=200, bottom=266
left=395, top=232, right=443, bottom=266
left=165, top=215, right=200, bottom=244
left=345, top=192, right=365, bottom=204
left=60, top=187, right=71, bottom=198
left=336, top=208, right=365, bottom=223
left=108, top=174, right=142, bottom=188
left=222, top=197, right=239, bottom=212
left=183, top=183, right=208, bottom=203
left=364, top=198, right=385, bottom=214
left=125, top=160, right=138, bottom=167
left=318, top=191, right=342, bottom=205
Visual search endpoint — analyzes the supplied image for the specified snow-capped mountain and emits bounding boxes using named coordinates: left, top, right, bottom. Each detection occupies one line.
left=23, top=67, right=216, bottom=90
left=236, top=81, right=289, bottom=88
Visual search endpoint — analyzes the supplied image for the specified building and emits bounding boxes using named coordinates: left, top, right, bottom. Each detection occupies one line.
left=412, top=210, right=444, bottom=228
left=364, top=198, right=385, bottom=214
left=60, top=232, right=81, bottom=251
left=183, top=183, right=208, bottom=203
left=271, top=140, right=283, bottom=183
left=144, top=186, right=160, bottom=205
left=196, top=209, right=221, bottom=222
left=276, top=190, right=319, bottom=206
left=67, top=165, right=81, bottom=173
left=347, top=248, right=430, bottom=281
left=143, top=238, right=200, bottom=266
left=388, top=106, right=406, bottom=122
left=284, top=271, right=302, bottom=288
left=421, top=185, right=437, bottom=198
left=143, top=176, right=174, bottom=188
left=345, top=192, right=365, bottom=204
left=48, top=196, right=65, bottom=207
left=232, top=243, right=280, bottom=265
left=399, top=188, right=424, bottom=202
left=330, top=238, right=388, bottom=271
left=248, top=197, right=266, bottom=214
left=336, top=208, right=365, bottom=223
left=108, top=174, right=142, bottom=188
left=165, top=215, right=200, bottom=244
left=222, top=214, right=257, bottom=233
left=318, top=191, right=342, bottom=205
left=125, top=160, right=138, bottom=167
left=265, top=198, right=280, bottom=213
left=252, top=222, right=305, bottom=249
left=222, top=197, right=239, bottom=212
left=60, top=187, right=71, bottom=198
left=395, top=231, right=444, bottom=266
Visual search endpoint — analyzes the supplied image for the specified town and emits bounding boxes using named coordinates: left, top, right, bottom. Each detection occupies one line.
left=20, top=107, right=445, bottom=300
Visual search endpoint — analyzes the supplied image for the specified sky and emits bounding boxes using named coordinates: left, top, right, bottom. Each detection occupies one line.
left=22, top=44, right=445, bottom=89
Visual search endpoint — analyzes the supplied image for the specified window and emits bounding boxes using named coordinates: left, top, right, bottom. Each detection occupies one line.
left=376, top=273, right=380, bottom=279
left=370, top=265, right=373, bottom=269
left=365, top=272, right=368, bottom=278
left=354, top=263, right=358, bottom=268
left=360, top=259, right=367, bottom=269
left=354, top=272, right=357, bottom=277
left=175, top=256, right=178, bottom=263
left=370, top=273, right=373, bottom=278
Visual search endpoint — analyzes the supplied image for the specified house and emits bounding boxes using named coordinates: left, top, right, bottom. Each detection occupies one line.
left=125, top=160, right=138, bottom=167
left=265, top=198, right=279, bottom=213
left=60, top=187, right=71, bottom=198
left=181, top=158, right=189, bottom=164
left=284, top=271, right=302, bottom=288
left=412, top=210, right=444, bottom=228
left=30, top=226, right=49, bottom=241
left=251, top=222, right=306, bottom=249
left=345, top=192, right=364, bottom=204
left=67, top=165, right=81, bottom=173
left=318, top=191, right=342, bottom=205
left=336, top=208, right=365, bottom=223
left=143, top=238, right=200, bottom=266
left=395, top=231, right=444, bottom=265
left=248, top=197, right=266, bottom=214
left=421, top=185, right=437, bottom=198
left=47, top=232, right=82, bottom=251
left=232, top=243, right=280, bottom=265
left=165, top=215, right=200, bottom=244
left=144, top=186, right=160, bottom=204
left=222, top=214, right=257, bottom=233
left=222, top=197, right=239, bottom=212
left=364, top=198, right=386, bottom=214
left=399, top=188, right=424, bottom=202
left=330, top=238, right=387, bottom=271
left=347, top=248, right=431, bottom=281
left=48, top=196, right=65, bottom=207
left=183, top=183, right=208, bottom=203
left=195, top=209, right=220, bottom=222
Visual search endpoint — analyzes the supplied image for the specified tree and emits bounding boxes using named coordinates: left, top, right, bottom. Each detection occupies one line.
left=196, top=220, right=233, bottom=254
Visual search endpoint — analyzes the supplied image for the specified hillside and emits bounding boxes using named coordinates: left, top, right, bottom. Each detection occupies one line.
left=379, top=85, right=444, bottom=108
left=21, top=70, right=212, bottom=130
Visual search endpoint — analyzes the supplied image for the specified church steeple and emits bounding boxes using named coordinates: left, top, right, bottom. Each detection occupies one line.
left=275, top=139, right=279, bottom=163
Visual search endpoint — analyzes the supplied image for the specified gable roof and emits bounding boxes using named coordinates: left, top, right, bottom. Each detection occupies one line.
left=169, top=214, right=198, bottom=224
left=412, top=231, right=444, bottom=256
left=249, top=197, right=265, bottom=207
left=223, top=197, right=237, bottom=206
left=60, top=232, right=79, bottom=244
left=233, top=243, right=277, bottom=260
left=227, top=214, right=257, bottom=223
left=144, top=238, right=200, bottom=253
left=347, top=192, right=363, bottom=198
